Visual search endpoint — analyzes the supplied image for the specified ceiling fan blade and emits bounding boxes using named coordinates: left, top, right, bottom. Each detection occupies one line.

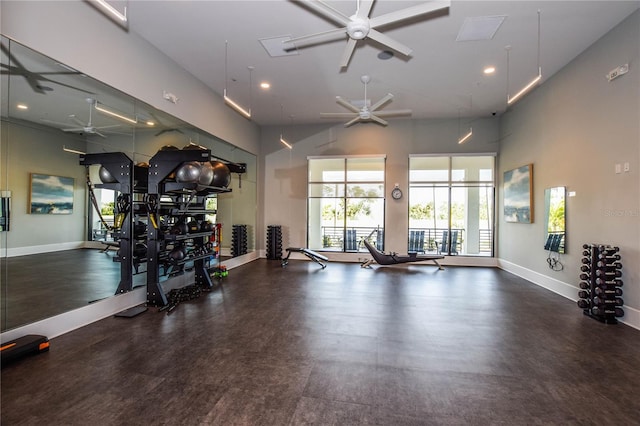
left=373, top=109, right=413, bottom=117
left=369, top=1, right=451, bottom=28
left=154, top=128, right=184, bottom=137
left=283, top=28, right=347, bottom=50
left=41, top=118, right=75, bottom=127
left=335, top=96, right=360, bottom=113
left=367, top=29, right=412, bottom=56
left=339, top=38, right=358, bottom=69
left=370, top=93, right=394, bottom=111
left=369, top=114, right=389, bottom=126
left=356, top=0, right=374, bottom=19
left=69, top=114, right=87, bottom=127
left=61, top=127, right=85, bottom=132
left=0, top=43, right=45, bottom=94
left=320, top=112, right=359, bottom=118
left=69, top=115, right=85, bottom=127
left=343, top=116, right=362, bottom=127
left=93, top=130, right=107, bottom=138
left=1, top=43, right=90, bottom=95
left=38, top=76, right=95, bottom=95
left=95, top=124, right=122, bottom=130
left=302, top=0, right=352, bottom=26
left=32, top=71, right=80, bottom=75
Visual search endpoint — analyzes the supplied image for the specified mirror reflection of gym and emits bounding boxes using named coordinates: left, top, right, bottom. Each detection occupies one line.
left=0, top=37, right=257, bottom=332
left=544, top=186, right=566, bottom=254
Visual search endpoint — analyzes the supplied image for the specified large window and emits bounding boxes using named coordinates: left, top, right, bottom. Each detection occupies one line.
left=409, top=155, right=495, bottom=256
left=308, top=156, right=385, bottom=252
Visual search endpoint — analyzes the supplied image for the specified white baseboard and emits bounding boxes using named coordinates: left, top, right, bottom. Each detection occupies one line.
left=4, top=241, right=86, bottom=257
left=0, top=251, right=259, bottom=343
left=217, top=251, right=259, bottom=269
left=498, top=258, right=639, bottom=331
left=0, top=287, right=146, bottom=343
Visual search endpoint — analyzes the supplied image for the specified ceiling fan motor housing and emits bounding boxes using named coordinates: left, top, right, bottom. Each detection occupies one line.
left=347, top=17, right=370, bottom=39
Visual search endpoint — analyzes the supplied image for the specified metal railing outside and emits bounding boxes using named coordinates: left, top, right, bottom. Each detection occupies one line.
left=319, top=226, right=493, bottom=255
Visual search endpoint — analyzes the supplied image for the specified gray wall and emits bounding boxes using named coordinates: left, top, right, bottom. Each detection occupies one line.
left=498, top=10, right=639, bottom=328
left=260, top=117, right=500, bottom=255
left=1, top=121, right=87, bottom=251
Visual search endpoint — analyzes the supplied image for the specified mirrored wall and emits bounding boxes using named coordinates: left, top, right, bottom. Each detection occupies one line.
left=0, top=36, right=256, bottom=331
left=544, top=186, right=566, bottom=254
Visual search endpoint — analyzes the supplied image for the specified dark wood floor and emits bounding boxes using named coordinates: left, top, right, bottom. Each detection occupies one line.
left=2, top=259, right=639, bottom=425
left=1, top=249, right=141, bottom=330
left=1, top=249, right=232, bottom=331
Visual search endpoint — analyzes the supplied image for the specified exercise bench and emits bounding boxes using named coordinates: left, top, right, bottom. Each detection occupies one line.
left=361, top=239, right=444, bottom=270
left=282, top=247, right=329, bottom=269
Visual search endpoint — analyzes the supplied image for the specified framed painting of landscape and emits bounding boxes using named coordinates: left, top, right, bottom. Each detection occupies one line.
left=29, top=173, right=74, bottom=214
left=504, top=164, right=533, bottom=223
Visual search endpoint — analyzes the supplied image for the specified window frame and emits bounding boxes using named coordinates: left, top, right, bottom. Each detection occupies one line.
left=408, top=154, right=496, bottom=257
left=307, top=155, right=386, bottom=252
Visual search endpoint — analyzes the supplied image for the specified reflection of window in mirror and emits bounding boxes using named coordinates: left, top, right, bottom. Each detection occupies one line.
left=91, top=188, right=117, bottom=242
left=205, top=196, right=217, bottom=224
left=544, top=187, right=566, bottom=254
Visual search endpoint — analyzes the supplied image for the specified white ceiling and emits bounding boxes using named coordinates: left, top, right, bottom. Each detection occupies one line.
left=124, top=0, right=639, bottom=127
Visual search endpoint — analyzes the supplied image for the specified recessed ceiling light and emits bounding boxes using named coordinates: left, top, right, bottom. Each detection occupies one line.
left=17, top=103, right=28, bottom=110
left=260, top=82, right=271, bottom=89
left=484, top=66, right=496, bottom=74
left=146, top=121, right=155, bottom=126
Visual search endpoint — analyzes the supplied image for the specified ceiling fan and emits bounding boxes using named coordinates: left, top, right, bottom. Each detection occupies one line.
left=42, top=98, right=121, bottom=138
left=320, top=75, right=412, bottom=127
left=1, top=42, right=93, bottom=95
left=285, top=0, right=450, bottom=68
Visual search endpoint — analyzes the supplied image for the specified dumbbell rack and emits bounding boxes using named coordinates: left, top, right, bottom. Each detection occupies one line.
left=578, top=244, right=624, bottom=324
left=266, top=225, right=283, bottom=260
left=231, top=224, right=248, bottom=257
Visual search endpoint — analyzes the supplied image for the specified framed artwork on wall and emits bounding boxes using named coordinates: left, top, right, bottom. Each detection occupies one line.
left=504, top=164, right=533, bottom=223
left=29, top=173, right=74, bottom=214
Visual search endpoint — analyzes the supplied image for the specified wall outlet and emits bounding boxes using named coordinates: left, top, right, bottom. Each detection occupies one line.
left=624, top=162, right=630, bottom=172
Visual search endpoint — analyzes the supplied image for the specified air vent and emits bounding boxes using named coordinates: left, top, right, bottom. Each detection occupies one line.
left=259, top=36, right=299, bottom=57
left=456, top=16, right=506, bottom=41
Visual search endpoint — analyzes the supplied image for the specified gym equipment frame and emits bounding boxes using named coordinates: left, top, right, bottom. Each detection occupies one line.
left=282, top=247, right=329, bottom=269
left=361, top=239, right=444, bottom=270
